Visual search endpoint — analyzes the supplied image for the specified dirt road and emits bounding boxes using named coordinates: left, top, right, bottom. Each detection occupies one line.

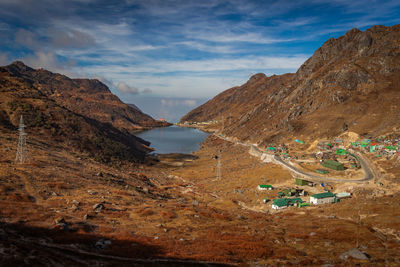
left=214, top=133, right=376, bottom=184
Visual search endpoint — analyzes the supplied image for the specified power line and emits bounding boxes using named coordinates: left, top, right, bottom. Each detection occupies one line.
left=15, top=115, right=29, bottom=164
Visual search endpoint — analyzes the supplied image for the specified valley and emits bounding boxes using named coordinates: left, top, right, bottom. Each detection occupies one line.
left=1, top=128, right=400, bottom=265
left=1, top=24, right=400, bottom=266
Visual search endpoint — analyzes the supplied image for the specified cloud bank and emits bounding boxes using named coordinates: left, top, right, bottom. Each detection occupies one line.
left=0, top=0, right=399, bottom=101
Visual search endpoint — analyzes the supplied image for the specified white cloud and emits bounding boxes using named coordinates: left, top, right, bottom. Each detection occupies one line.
left=161, top=98, right=198, bottom=108
left=15, top=29, right=40, bottom=49
left=182, top=100, right=197, bottom=107
left=0, top=53, right=9, bottom=65
left=178, top=41, right=238, bottom=54
left=116, top=81, right=152, bottom=95
left=0, top=22, right=10, bottom=31
left=75, top=54, right=308, bottom=98
left=95, top=22, right=134, bottom=36
left=85, top=55, right=307, bottom=74
left=130, top=75, right=246, bottom=98
left=23, top=51, right=61, bottom=70
left=117, top=82, right=139, bottom=94
left=189, top=32, right=293, bottom=44
left=48, top=27, right=95, bottom=49
left=21, top=51, right=79, bottom=77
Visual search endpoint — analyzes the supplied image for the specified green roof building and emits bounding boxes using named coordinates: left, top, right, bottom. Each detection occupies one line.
left=316, top=169, right=329, bottom=174
left=321, top=160, right=345, bottom=171
left=336, top=149, right=347, bottom=155
left=272, top=198, right=303, bottom=210
left=295, top=178, right=309, bottom=186
left=298, top=202, right=310, bottom=208
left=310, top=192, right=336, bottom=205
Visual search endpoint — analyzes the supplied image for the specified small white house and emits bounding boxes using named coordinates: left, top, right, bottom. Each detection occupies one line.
left=272, top=204, right=287, bottom=210
left=310, top=192, right=336, bottom=205
left=258, top=184, right=273, bottom=191
left=335, top=192, right=351, bottom=199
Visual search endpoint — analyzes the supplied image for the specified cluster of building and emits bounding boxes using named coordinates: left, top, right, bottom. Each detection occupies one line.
left=351, top=136, right=400, bottom=159
left=258, top=183, right=351, bottom=210
left=271, top=190, right=351, bottom=210
left=180, top=120, right=218, bottom=126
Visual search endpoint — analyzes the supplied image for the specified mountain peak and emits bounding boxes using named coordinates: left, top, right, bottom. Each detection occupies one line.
left=10, top=60, right=27, bottom=67
left=344, top=27, right=362, bottom=37
left=7, top=61, right=34, bottom=73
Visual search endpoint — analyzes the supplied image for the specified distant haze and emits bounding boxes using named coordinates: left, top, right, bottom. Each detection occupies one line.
left=127, top=96, right=208, bottom=123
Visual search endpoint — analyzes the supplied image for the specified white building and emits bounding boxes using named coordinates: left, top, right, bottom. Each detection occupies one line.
left=258, top=185, right=273, bottom=191
left=310, top=192, right=336, bottom=205
left=335, top=192, right=351, bottom=199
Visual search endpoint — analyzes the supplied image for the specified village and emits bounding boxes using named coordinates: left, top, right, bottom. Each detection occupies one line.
left=257, top=182, right=351, bottom=210
left=179, top=120, right=400, bottom=213
left=257, top=133, right=400, bottom=211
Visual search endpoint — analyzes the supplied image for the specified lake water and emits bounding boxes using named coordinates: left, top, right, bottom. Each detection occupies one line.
left=136, top=126, right=210, bottom=154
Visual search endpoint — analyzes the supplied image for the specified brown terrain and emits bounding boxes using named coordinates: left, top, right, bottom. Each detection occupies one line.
left=3, top=61, right=170, bottom=133
left=0, top=25, right=400, bottom=266
left=181, top=24, right=400, bottom=145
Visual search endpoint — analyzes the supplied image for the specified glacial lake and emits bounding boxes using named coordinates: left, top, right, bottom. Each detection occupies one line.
left=136, top=125, right=210, bottom=154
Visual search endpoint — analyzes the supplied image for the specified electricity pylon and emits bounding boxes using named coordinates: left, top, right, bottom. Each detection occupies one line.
left=15, top=115, right=28, bottom=164
left=217, top=155, right=221, bottom=180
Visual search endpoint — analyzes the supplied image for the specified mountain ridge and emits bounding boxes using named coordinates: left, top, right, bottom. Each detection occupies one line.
left=0, top=62, right=164, bottom=163
left=2, top=61, right=170, bottom=133
left=181, top=24, right=400, bottom=145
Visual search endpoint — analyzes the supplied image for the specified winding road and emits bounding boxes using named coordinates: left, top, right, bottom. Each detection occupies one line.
left=273, top=151, right=375, bottom=183
left=214, top=133, right=376, bottom=184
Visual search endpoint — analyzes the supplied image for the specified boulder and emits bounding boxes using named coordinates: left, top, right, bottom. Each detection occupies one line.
left=93, top=203, right=104, bottom=212
left=95, top=239, right=111, bottom=249
left=340, top=248, right=370, bottom=260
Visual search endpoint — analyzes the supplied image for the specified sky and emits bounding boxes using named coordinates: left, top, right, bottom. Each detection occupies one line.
left=0, top=0, right=399, bottom=122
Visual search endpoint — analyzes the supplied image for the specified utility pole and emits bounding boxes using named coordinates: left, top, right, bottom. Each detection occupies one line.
left=15, top=115, right=29, bottom=164
left=217, top=156, right=221, bottom=180
left=221, top=115, right=224, bottom=132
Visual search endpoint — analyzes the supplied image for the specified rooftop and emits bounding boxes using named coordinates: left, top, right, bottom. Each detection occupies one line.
left=322, top=160, right=344, bottom=167
left=273, top=198, right=303, bottom=207
left=311, top=192, right=335, bottom=199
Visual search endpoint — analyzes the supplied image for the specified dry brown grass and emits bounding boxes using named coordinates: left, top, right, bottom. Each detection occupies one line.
left=0, top=130, right=400, bottom=265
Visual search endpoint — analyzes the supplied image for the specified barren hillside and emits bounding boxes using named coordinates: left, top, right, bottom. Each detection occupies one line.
left=0, top=64, right=158, bottom=163
left=2, top=62, right=169, bottom=133
left=182, top=25, right=400, bottom=145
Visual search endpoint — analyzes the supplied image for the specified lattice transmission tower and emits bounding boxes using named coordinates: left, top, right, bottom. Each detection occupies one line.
left=216, top=155, right=221, bottom=180
left=15, top=115, right=29, bottom=164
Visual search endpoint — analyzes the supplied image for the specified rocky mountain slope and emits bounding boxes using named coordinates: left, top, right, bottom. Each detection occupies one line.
left=0, top=62, right=161, bottom=163
left=2, top=61, right=169, bottom=133
left=182, top=24, right=400, bottom=145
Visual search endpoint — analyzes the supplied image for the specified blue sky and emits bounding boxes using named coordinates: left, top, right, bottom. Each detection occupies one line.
left=0, top=0, right=399, bottom=121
